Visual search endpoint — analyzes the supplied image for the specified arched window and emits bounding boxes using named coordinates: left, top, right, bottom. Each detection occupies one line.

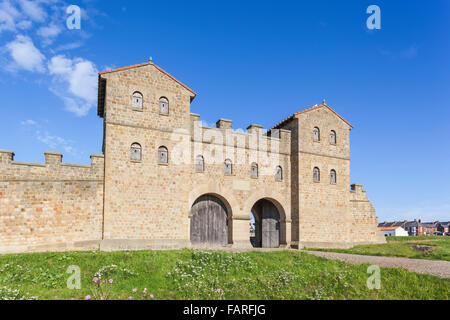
left=313, top=167, right=320, bottom=182
left=313, top=127, right=320, bottom=142
left=276, top=166, right=283, bottom=180
left=330, top=130, right=336, bottom=145
left=158, top=146, right=168, bottom=164
left=130, top=143, right=142, bottom=161
left=132, top=92, right=143, bottom=110
left=159, top=97, right=169, bottom=114
left=195, top=155, right=204, bottom=172
left=251, top=162, right=258, bottom=178
left=224, top=159, right=232, bottom=175
left=330, top=169, right=337, bottom=184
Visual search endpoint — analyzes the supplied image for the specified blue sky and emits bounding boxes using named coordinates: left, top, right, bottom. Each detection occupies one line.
left=0, top=0, right=449, bottom=222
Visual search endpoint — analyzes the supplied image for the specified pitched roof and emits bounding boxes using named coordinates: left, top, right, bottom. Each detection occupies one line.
left=379, top=226, right=402, bottom=231
left=421, top=222, right=438, bottom=227
left=378, top=221, right=409, bottom=228
left=405, top=221, right=419, bottom=227
left=97, top=60, right=197, bottom=117
left=271, top=103, right=353, bottom=130
left=98, top=61, right=197, bottom=96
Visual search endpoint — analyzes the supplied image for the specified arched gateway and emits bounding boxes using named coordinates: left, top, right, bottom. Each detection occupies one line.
left=190, top=195, right=230, bottom=245
left=251, top=199, right=281, bottom=248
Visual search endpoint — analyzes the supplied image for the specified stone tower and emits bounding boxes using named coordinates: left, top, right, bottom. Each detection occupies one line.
left=273, top=102, right=385, bottom=248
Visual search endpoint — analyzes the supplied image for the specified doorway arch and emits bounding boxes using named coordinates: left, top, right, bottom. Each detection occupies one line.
left=190, top=194, right=231, bottom=245
left=251, top=199, right=282, bottom=248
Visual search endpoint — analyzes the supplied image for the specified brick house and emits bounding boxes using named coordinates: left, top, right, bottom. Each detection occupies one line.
left=437, top=222, right=450, bottom=235
left=379, top=219, right=448, bottom=236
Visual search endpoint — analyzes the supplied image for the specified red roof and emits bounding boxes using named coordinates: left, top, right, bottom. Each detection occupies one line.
left=379, top=227, right=401, bottom=231
left=271, top=103, right=353, bottom=130
left=99, top=61, right=197, bottom=96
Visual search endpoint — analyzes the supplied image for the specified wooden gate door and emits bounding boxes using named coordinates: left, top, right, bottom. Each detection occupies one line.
left=261, top=201, right=280, bottom=248
left=190, top=195, right=228, bottom=245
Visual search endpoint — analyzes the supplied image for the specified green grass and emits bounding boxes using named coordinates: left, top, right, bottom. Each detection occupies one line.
left=0, top=249, right=448, bottom=300
left=383, top=236, right=445, bottom=242
left=309, top=236, right=450, bottom=261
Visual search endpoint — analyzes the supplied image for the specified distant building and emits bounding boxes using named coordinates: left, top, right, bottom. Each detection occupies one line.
left=378, top=219, right=449, bottom=236
left=378, top=226, right=409, bottom=237
left=437, top=222, right=450, bottom=235
left=421, top=222, right=438, bottom=235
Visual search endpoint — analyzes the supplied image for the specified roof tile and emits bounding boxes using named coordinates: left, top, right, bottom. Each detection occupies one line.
left=271, top=103, right=353, bottom=130
left=99, top=61, right=196, bottom=96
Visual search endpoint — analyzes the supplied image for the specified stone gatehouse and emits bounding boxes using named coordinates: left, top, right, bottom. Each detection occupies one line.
left=0, top=59, right=385, bottom=254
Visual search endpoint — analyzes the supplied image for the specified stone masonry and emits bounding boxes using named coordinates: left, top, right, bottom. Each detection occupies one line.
left=0, top=59, right=385, bottom=253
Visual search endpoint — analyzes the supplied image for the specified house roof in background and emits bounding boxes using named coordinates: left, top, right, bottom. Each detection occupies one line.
left=379, top=226, right=402, bottom=231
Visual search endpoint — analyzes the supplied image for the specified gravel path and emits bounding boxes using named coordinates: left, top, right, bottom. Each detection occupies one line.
left=305, top=250, right=450, bottom=279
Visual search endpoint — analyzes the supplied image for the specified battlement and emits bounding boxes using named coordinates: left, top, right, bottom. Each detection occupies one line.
left=0, top=150, right=104, bottom=181
left=0, top=149, right=14, bottom=163
left=350, top=184, right=370, bottom=202
left=189, top=113, right=291, bottom=155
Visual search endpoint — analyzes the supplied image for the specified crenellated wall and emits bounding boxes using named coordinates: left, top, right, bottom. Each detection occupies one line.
left=0, top=60, right=384, bottom=253
left=0, top=150, right=104, bottom=253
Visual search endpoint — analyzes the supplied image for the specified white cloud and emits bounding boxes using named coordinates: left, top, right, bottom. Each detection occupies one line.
left=16, top=19, right=31, bottom=29
left=380, top=44, right=419, bottom=59
left=37, top=23, right=62, bottom=45
left=36, top=130, right=66, bottom=148
left=0, top=1, right=100, bottom=117
left=21, top=119, right=37, bottom=126
left=36, top=129, right=79, bottom=155
left=54, top=41, right=83, bottom=52
left=48, top=54, right=72, bottom=74
left=20, top=119, right=81, bottom=156
left=6, top=34, right=45, bottom=72
left=18, top=0, right=46, bottom=23
left=48, top=55, right=98, bottom=116
left=0, top=0, right=20, bottom=33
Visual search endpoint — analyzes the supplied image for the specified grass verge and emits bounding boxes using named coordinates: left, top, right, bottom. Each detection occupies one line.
left=0, top=249, right=448, bottom=300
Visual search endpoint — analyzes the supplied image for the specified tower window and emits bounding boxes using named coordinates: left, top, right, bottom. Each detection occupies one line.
left=132, top=92, right=143, bottom=110
left=313, top=167, right=320, bottom=182
left=195, top=155, right=204, bottom=172
left=251, top=162, right=258, bottom=178
left=313, top=127, right=320, bottom=142
left=130, top=143, right=142, bottom=161
left=159, top=97, right=169, bottom=114
left=330, top=130, right=337, bottom=145
left=330, top=169, right=337, bottom=184
left=276, top=166, right=283, bottom=180
left=224, top=159, right=232, bottom=175
left=158, top=146, right=168, bottom=164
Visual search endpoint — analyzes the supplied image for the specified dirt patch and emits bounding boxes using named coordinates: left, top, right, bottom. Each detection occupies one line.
left=410, top=244, right=434, bottom=254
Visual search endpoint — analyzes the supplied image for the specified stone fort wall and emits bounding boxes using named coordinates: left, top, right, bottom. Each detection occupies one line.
left=99, top=62, right=293, bottom=250
left=0, top=150, right=104, bottom=253
left=0, top=60, right=385, bottom=254
left=349, top=184, right=386, bottom=245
